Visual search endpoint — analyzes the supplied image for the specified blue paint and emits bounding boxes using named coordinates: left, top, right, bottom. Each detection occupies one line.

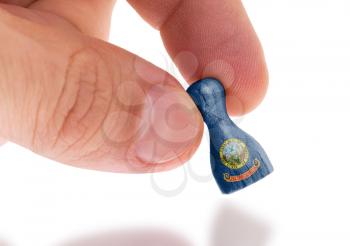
left=187, top=78, right=273, bottom=194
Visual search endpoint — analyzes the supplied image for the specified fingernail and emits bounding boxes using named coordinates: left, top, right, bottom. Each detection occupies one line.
left=134, top=85, right=202, bottom=164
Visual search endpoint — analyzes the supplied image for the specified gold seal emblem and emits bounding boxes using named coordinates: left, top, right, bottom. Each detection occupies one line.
left=219, top=138, right=249, bottom=169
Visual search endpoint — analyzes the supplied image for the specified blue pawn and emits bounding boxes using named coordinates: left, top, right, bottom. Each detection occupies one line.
left=187, top=78, right=273, bottom=194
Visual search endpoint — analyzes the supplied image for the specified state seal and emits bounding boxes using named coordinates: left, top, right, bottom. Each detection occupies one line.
left=219, top=138, right=249, bottom=169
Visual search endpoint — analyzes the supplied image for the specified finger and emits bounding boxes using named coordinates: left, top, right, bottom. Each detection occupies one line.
left=0, top=6, right=203, bottom=173
left=0, top=0, right=35, bottom=6
left=29, top=0, right=116, bottom=40
left=128, top=0, right=268, bottom=116
left=0, top=0, right=116, bottom=40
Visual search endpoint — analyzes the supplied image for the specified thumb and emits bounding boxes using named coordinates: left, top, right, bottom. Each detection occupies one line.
left=0, top=6, right=203, bottom=173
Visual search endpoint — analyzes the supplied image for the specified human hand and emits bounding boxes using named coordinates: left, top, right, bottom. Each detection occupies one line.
left=0, top=0, right=268, bottom=173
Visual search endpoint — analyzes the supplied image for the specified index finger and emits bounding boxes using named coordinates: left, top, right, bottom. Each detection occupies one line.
left=128, top=0, right=268, bottom=116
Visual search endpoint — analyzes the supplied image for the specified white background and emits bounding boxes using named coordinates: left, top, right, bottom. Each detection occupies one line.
left=1, top=0, right=350, bottom=245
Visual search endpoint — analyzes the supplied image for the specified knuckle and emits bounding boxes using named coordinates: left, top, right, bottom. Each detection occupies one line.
left=37, top=47, right=114, bottom=158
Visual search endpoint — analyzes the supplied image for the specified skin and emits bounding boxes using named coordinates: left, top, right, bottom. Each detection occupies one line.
left=0, top=0, right=268, bottom=173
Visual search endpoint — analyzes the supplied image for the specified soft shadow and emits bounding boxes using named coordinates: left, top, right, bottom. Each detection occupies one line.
left=0, top=239, right=11, bottom=246
left=210, top=202, right=271, bottom=246
left=58, top=228, right=192, bottom=246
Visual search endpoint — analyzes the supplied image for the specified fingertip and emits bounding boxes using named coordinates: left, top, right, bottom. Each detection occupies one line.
left=225, top=55, right=269, bottom=116
left=156, top=0, right=269, bottom=116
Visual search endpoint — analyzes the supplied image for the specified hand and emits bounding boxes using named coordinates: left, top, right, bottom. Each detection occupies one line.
left=0, top=0, right=268, bottom=173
